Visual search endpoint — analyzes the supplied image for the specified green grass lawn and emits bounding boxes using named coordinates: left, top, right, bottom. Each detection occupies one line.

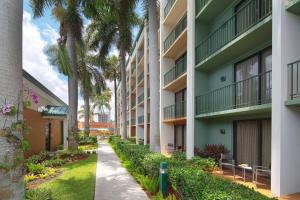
left=39, top=154, right=97, bottom=200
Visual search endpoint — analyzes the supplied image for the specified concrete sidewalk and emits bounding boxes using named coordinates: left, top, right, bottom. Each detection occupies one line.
left=94, top=140, right=149, bottom=200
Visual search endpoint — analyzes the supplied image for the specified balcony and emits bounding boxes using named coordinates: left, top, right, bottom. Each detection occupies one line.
left=131, top=64, right=136, bottom=75
left=131, top=83, right=136, bottom=93
left=164, top=0, right=187, bottom=26
left=163, top=15, right=187, bottom=58
left=138, top=72, right=144, bottom=86
left=195, top=0, right=272, bottom=70
left=163, top=101, right=186, bottom=124
left=147, top=113, right=150, bottom=124
left=138, top=115, right=144, bottom=125
left=131, top=101, right=136, bottom=110
left=138, top=93, right=144, bottom=105
left=196, top=71, right=272, bottom=118
left=196, top=0, right=234, bottom=22
left=164, top=54, right=187, bottom=91
left=137, top=50, right=144, bottom=66
left=286, top=60, right=300, bottom=106
left=286, top=0, right=300, bottom=16
left=131, top=118, right=136, bottom=126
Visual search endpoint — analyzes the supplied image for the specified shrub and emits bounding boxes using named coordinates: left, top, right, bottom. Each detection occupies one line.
left=142, top=153, right=168, bottom=177
left=25, top=188, right=53, bottom=200
left=42, top=159, right=65, bottom=167
left=196, top=144, right=229, bottom=161
left=171, top=151, right=186, bottom=161
left=27, top=163, right=46, bottom=175
left=189, top=157, right=217, bottom=172
left=169, top=167, right=271, bottom=200
left=57, top=149, right=86, bottom=159
left=137, top=175, right=159, bottom=195
left=128, top=137, right=136, bottom=143
left=26, top=151, right=50, bottom=165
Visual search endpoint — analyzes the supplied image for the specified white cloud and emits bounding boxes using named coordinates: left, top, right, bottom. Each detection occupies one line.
left=23, top=11, right=68, bottom=104
left=42, top=24, right=60, bottom=44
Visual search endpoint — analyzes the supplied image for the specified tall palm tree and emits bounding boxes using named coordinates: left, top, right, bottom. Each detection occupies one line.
left=84, top=0, right=140, bottom=139
left=0, top=1, right=24, bottom=199
left=30, top=0, right=84, bottom=150
left=77, top=41, right=106, bottom=135
left=92, top=89, right=112, bottom=114
left=102, top=55, right=120, bottom=135
left=78, top=105, right=94, bottom=122
left=45, top=41, right=106, bottom=136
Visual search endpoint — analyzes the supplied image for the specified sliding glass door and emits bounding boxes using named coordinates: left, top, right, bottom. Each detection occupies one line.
left=235, top=119, right=271, bottom=168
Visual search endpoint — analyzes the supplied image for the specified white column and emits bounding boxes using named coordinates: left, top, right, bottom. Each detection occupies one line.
left=186, top=0, right=195, bottom=159
left=63, top=117, right=68, bottom=149
left=144, top=22, right=149, bottom=145
left=272, top=0, right=300, bottom=196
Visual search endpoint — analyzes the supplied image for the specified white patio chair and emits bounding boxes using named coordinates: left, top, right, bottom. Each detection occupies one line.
left=219, top=153, right=235, bottom=178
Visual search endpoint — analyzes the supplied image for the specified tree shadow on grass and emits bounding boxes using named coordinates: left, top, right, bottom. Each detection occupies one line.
left=40, top=155, right=97, bottom=200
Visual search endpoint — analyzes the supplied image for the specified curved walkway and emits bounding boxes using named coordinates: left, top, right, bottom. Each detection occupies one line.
left=94, top=140, right=149, bottom=200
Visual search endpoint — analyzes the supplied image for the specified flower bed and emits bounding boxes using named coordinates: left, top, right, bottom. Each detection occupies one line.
left=109, top=136, right=274, bottom=200
left=24, top=150, right=88, bottom=189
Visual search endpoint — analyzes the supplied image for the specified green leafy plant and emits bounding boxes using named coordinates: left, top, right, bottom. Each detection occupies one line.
left=27, top=163, right=46, bottom=175
left=42, top=159, right=65, bottom=167
left=24, top=174, right=38, bottom=182
left=25, top=188, right=53, bottom=200
left=21, top=139, right=30, bottom=151
left=137, top=175, right=159, bottom=195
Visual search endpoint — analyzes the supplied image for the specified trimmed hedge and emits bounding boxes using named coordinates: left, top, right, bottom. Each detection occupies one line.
left=109, top=136, right=274, bottom=200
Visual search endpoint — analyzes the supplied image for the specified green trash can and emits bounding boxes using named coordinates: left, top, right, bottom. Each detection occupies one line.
left=159, top=162, right=168, bottom=198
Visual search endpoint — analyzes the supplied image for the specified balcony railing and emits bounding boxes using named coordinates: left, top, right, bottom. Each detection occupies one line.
left=138, top=50, right=144, bottom=64
left=138, top=93, right=144, bottom=104
left=138, top=72, right=144, bottom=84
left=164, top=0, right=176, bottom=18
left=288, top=60, right=300, bottom=100
left=138, top=115, right=144, bottom=124
left=131, top=65, right=136, bottom=75
left=196, top=0, right=209, bottom=15
left=131, top=118, right=136, bottom=126
left=164, top=54, right=187, bottom=86
left=164, top=14, right=187, bottom=53
left=195, top=0, right=272, bottom=65
left=131, top=101, right=136, bottom=109
left=196, top=70, right=272, bottom=115
left=131, top=83, right=136, bottom=91
left=163, top=101, right=186, bottom=120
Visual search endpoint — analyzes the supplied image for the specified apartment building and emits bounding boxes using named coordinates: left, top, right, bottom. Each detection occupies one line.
left=117, top=0, right=300, bottom=196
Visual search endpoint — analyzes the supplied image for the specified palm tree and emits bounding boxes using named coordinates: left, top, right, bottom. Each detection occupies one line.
left=77, top=41, right=106, bottom=136
left=0, top=1, right=24, bottom=199
left=102, top=55, right=120, bottom=135
left=84, top=0, right=140, bottom=139
left=78, top=105, right=94, bottom=122
left=45, top=40, right=106, bottom=136
left=30, top=0, right=84, bottom=150
left=92, top=89, right=112, bottom=114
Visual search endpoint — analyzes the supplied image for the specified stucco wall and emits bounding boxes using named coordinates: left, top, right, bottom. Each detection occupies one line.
left=23, top=108, right=63, bottom=158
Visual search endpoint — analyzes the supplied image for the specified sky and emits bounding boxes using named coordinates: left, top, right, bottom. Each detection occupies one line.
left=22, top=1, right=142, bottom=121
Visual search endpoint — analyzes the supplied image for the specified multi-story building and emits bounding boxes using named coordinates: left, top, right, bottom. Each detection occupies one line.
left=117, top=0, right=300, bottom=197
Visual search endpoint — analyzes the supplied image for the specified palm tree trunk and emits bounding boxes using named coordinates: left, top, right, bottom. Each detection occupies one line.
left=119, top=46, right=127, bottom=140
left=83, top=91, right=90, bottom=136
left=148, top=0, right=160, bottom=152
left=114, top=77, right=118, bottom=135
left=0, top=1, right=24, bottom=199
left=66, top=30, right=78, bottom=150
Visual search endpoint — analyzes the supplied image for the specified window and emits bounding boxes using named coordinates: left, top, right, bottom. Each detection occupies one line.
left=234, top=47, right=272, bottom=107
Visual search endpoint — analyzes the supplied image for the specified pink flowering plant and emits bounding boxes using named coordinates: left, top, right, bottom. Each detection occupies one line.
left=1, top=104, right=17, bottom=116
left=23, top=84, right=39, bottom=108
